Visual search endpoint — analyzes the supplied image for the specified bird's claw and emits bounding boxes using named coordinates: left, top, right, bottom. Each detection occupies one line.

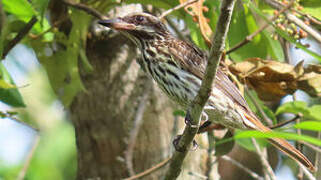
left=173, top=135, right=198, bottom=152
left=184, top=112, right=198, bottom=128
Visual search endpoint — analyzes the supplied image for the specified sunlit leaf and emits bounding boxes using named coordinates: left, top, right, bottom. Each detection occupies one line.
left=2, top=0, right=36, bottom=22
left=309, top=105, right=321, bottom=121
left=276, top=101, right=309, bottom=116
left=243, top=0, right=321, bottom=62
left=235, top=130, right=321, bottom=146
left=294, top=121, right=321, bottom=131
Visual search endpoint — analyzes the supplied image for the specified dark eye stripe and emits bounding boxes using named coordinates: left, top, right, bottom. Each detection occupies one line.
left=136, top=15, right=145, bottom=22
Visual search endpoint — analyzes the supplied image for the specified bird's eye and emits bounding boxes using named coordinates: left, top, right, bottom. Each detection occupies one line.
left=135, top=15, right=145, bottom=22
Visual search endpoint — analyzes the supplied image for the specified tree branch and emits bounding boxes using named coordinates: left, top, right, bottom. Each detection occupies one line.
left=62, top=0, right=106, bottom=19
left=263, top=0, right=321, bottom=44
left=252, top=138, right=276, bottom=180
left=163, top=0, right=237, bottom=179
left=221, top=155, right=264, bottom=180
left=2, top=16, right=37, bottom=58
left=158, top=0, right=198, bottom=19
left=124, top=157, right=171, bottom=180
left=17, top=135, right=40, bottom=180
left=125, top=80, right=152, bottom=176
left=227, top=1, right=294, bottom=54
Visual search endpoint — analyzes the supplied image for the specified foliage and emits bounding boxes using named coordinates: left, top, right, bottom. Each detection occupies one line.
left=0, top=0, right=320, bottom=179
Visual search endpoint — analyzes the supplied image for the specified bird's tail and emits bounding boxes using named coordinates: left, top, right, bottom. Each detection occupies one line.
left=243, top=113, right=315, bottom=172
left=268, top=137, right=315, bottom=172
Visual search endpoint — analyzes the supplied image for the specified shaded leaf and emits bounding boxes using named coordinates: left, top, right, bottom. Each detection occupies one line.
left=215, top=130, right=235, bottom=156
left=0, top=63, right=25, bottom=107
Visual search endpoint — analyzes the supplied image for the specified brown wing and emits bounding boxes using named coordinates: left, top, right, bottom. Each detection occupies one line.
left=168, top=39, right=251, bottom=112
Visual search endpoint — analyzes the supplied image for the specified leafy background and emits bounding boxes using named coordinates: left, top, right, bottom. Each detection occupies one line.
left=0, top=0, right=320, bottom=179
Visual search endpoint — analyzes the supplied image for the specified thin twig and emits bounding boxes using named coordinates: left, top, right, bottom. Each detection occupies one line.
left=314, top=132, right=321, bottom=174
left=245, top=88, right=273, bottom=126
left=221, top=155, right=264, bottom=180
left=293, top=94, right=304, bottom=180
left=280, top=37, right=292, bottom=63
left=188, top=171, right=208, bottom=179
left=62, top=0, right=106, bottom=19
left=0, top=111, right=39, bottom=132
left=294, top=10, right=321, bottom=26
left=159, top=0, right=198, bottom=19
left=165, top=17, right=188, bottom=42
left=124, top=157, right=171, bottom=180
left=125, top=80, right=152, bottom=176
left=251, top=138, right=276, bottom=180
left=269, top=115, right=299, bottom=129
left=263, top=0, right=321, bottom=44
left=17, top=135, right=40, bottom=180
left=163, top=0, right=237, bottom=179
left=298, top=163, right=316, bottom=180
left=2, top=16, right=37, bottom=58
left=299, top=141, right=321, bottom=154
left=205, top=131, right=216, bottom=180
left=226, top=1, right=294, bottom=54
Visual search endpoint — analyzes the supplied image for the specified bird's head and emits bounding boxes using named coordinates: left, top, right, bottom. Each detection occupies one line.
left=98, top=13, right=170, bottom=46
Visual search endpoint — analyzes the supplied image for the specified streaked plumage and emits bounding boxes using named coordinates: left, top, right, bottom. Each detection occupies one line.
left=99, top=13, right=314, bottom=171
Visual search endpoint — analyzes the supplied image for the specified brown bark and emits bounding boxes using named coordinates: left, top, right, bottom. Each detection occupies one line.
left=70, top=32, right=174, bottom=179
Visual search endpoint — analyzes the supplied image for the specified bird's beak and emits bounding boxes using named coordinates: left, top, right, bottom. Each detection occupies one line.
left=98, top=18, right=136, bottom=30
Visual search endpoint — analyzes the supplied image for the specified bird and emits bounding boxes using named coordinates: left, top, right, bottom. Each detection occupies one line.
left=98, top=12, right=315, bottom=171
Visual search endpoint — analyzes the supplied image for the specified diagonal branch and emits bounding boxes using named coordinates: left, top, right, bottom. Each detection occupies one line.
left=159, top=0, right=198, bottom=19
left=263, top=0, right=321, bottom=44
left=221, top=155, right=264, bottom=180
left=163, top=0, right=237, bottom=179
left=2, top=16, right=37, bottom=58
left=125, top=80, right=152, bottom=176
left=227, top=1, right=294, bottom=54
left=62, top=0, right=106, bottom=19
left=251, top=138, right=276, bottom=180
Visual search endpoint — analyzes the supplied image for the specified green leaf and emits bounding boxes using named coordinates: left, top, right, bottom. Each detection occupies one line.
left=263, top=30, right=284, bottom=61
left=236, top=138, right=269, bottom=151
left=0, top=63, right=26, bottom=107
left=235, top=130, right=321, bottom=146
left=228, top=9, right=268, bottom=61
left=215, top=130, right=235, bottom=156
left=243, top=4, right=260, bottom=44
left=2, top=0, right=36, bottom=22
left=244, top=0, right=321, bottom=62
left=31, top=0, right=50, bottom=23
left=276, top=101, right=309, bottom=116
left=294, top=121, right=321, bottom=131
left=185, top=15, right=208, bottom=50
left=173, top=109, right=185, bottom=117
left=309, top=105, right=321, bottom=121
left=302, top=7, right=321, bottom=20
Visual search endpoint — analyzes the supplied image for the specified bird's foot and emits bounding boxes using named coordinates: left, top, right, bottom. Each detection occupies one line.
left=198, top=121, right=226, bottom=133
left=184, top=112, right=198, bottom=128
left=173, top=135, right=198, bottom=152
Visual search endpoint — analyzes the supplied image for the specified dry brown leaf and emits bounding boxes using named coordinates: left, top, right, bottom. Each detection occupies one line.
left=180, top=0, right=212, bottom=46
left=229, top=58, right=321, bottom=101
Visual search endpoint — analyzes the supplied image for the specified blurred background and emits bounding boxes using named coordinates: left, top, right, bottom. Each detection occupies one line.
left=0, top=45, right=76, bottom=180
left=0, top=0, right=320, bottom=180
